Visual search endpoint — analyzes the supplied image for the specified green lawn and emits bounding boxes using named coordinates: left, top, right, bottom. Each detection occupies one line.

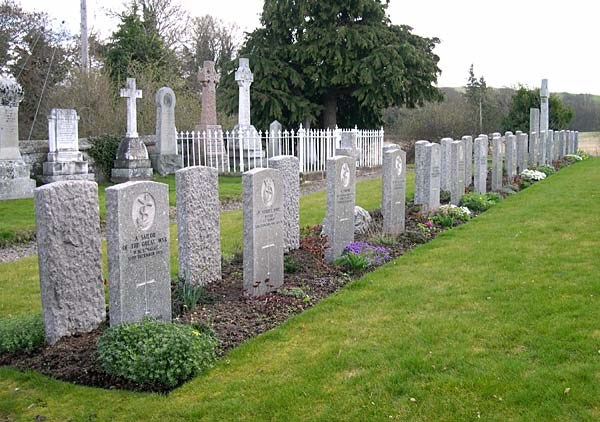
left=0, top=174, right=409, bottom=319
left=2, top=161, right=599, bottom=420
left=0, top=174, right=242, bottom=238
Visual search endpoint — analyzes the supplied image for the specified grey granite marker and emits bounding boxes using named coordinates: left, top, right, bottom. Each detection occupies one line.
left=414, top=140, right=430, bottom=205
left=546, top=130, right=554, bottom=163
left=35, top=181, right=105, bottom=345
left=243, top=168, right=284, bottom=296
left=269, top=155, right=300, bottom=251
left=151, top=87, right=181, bottom=175
left=450, top=140, right=465, bottom=205
left=382, top=148, right=406, bottom=235
left=106, top=181, right=171, bottom=325
left=516, top=133, right=529, bottom=173
left=461, top=136, right=473, bottom=187
left=491, top=136, right=503, bottom=191
left=505, top=134, right=517, bottom=180
left=473, top=136, right=488, bottom=194
left=176, top=166, right=221, bottom=286
left=440, top=138, right=453, bottom=191
left=421, top=143, right=441, bottom=212
left=323, top=156, right=356, bottom=263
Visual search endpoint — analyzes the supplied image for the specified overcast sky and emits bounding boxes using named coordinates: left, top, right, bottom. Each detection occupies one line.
left=17, top=0, right=600, bottom=95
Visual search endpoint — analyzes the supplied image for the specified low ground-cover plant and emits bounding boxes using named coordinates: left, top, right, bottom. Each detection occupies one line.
left=97, top=319, right=217, bottom=389
left=284, top=255, right=301, bottom=273
left=564, top=154, right=583, bottom=163
left=335, top=241, right=391, bottom=274
left=459, top=192, right=501, bottom=212
left=535, top=165, right=556, bottom=177
left=0, top=314, right=45, bottom=354
left=432, top=204, right=471, bottom=228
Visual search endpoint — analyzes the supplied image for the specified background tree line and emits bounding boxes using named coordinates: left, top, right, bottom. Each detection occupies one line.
left=1, top=0, right=596, bottom=143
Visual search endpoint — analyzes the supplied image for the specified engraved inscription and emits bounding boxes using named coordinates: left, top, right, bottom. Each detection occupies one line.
left=132, top=193, right=156, bottom=231
left=340, top=162, right=350, bottom=188
left=121, top=231, right=169, bottom=263
left=261, top=178, right=275, bottom=207
left=395, top=156, right=403, bottom=176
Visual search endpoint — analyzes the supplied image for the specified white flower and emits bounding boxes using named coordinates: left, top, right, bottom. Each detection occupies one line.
left=564, top=154, right=582, bottom=161
left=520, top=169, right=546, bottom=181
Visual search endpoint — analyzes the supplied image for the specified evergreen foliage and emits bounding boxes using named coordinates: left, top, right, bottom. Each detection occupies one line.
left=502, top=86, right=574, bottom=132
left=220, top=0, right=442, bottom=129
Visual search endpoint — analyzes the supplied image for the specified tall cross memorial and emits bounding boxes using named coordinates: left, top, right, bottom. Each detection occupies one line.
left=120, top=78, right=142, bottom=138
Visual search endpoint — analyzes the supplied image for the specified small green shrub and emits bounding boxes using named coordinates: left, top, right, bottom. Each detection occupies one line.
left=284, top=256, right=301, bottom=273
left=335, top=241, right=391, bottom=274
left=460, top=192, right=501, bottom=212
left=576, top=150, right=591, bottom=160
left=536, top=165, right=556, bottom=177
left=335, top=251, right=370, bottom=274
left=279, top=286, right=311, bottom=303
left=432, top=214, right=454, bottom=228
left=0, top=314, right=45, bottom=354
left=88, top=135, right=122, bottom=179
left=97, top=319, right=217, bottom=388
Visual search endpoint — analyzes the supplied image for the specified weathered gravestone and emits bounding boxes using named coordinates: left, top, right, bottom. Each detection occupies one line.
left=558, top=130, right=566, bottom=158
left=421, top=142, right=441, bottom=212
left=42, top=108, right=93, bottom=183
left=0, top=76, right=35, bottom=200
left=176, top=166, right=221, bottom=286
left=574, top=131, right=579, bottom=153
left=566, top=131, right=574, bottom=154
left=539, top=131, right=547, bottom=165
left=529, top=132, right=539, bottom=167
left=268, top=155, right=300, bottom=251
left=461, top=135, right=473, bottom=187
left=440, top=137, right=453, bottom=192
left=473, top=136, right=488, bottom=194
left=491, top=136, right=503, bottom=191
left=553, top=130, right=560, bottom=161
left=505, top=134, right=517, bottom=180
left=268, top=120, right=283, bottom=158
left=151, top=87, right=181, bottom=175
left=111, top=78, right=154, bottom=183
left=337, top=131, right=361, bottom=159
left=516, top=133, right=529, bottom=173
left=382, top=147, right=406, bottom=235
left=530, top=108, right=540, bottom=136
left=450, top=140, right=465, bottom=205
left=243, top=168, right=284, bottom=296
left=414, top=140, right=430, bottom=205
left=35, top=180, right=105, bottom=344
left=106, top=181, right=171, bottom=325
left=546, top=130, right=554, bottom=163
left=323, top=155, right=356, bottom=263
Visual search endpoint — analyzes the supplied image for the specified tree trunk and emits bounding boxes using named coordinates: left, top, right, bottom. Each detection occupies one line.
left=323, top=91, right=337, bottom=129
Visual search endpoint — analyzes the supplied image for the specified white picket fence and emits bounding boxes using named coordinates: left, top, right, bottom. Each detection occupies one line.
left=176, top=125, right=384, bottom=174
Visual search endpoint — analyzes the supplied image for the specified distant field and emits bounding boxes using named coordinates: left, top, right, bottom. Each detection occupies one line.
left=579, top=132, right=600, bottom=156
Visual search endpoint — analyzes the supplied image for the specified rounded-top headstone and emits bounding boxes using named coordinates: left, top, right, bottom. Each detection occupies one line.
left=156, top=86, right=176, bottom=109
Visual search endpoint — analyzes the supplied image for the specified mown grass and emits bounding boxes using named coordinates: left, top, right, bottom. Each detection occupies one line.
left=0, top=174, right=242, bottom=237
left=0, top=174, right=413, bottom=318
left=1, top=161, right=598, bottom=420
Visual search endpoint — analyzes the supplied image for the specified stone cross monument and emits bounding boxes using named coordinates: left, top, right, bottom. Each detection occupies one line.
left=197, top=61, right=221, bottom=132
left=235, top=58, right=254, bottom=131
left=540, top=79, right=549, bottom=133
left=233, top=58, right=263, bottom=167
left=111, top=78, right=153, bottom=183
left=120, top=78, right=142, bottom=138
left=0, top=76, right=35, bottom=200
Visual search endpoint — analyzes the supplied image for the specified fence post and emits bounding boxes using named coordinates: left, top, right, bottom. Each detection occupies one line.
left=238, top=129, right=245, bottom=173
left=298, top=124, right=305, bottom=173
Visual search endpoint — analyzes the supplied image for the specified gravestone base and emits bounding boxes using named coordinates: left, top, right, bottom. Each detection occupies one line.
left=111, top=137, right=154, bottom=183
left=0, top=160, right=35, bottom=200
left=150, top=153, right=181, bottom=176
left=41, top=159, right=95, bottom=184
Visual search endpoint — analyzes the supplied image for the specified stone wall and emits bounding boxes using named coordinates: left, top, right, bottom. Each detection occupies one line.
left=19, top=135, right=157, bottom=183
